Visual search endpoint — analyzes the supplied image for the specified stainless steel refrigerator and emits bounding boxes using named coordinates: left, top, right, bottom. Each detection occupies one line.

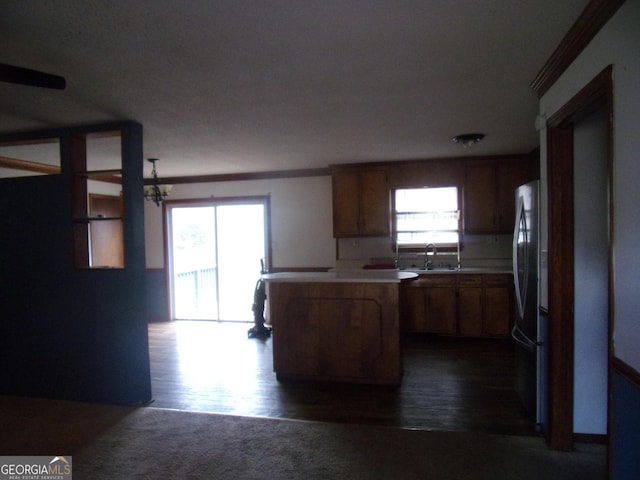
left=512, top=180, right=548, bottom=432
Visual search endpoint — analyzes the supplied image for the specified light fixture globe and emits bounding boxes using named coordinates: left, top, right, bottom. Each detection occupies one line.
left=452, top=133, right=485, bottom=148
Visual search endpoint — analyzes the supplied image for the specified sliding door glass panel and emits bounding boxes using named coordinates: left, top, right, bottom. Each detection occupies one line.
left=168, top=200, right=267, bottom=322
left=170, top=206, right=218, bottom=320
left=216, top=204, right=266, bottom=321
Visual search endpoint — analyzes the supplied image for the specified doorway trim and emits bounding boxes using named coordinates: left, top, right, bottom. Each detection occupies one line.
left=162, top=195, right=272, bottom=321
left=545, top=65, right=613, bottom=451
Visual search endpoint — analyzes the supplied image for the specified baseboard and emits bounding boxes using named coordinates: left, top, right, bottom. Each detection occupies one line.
left=573, top=433, right=607, bottom=444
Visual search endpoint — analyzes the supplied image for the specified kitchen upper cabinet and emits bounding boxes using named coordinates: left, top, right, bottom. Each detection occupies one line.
left=495, top=160, right=532, bottom=233
left=482, top=274, right=513, bottom=336
left=330, top=155, right=535, bottom=238
left=464, top=164, right=497, bottom=234
left=332, top=169, right=390, bottom=237
left=464, top=157, right=535, bottom=234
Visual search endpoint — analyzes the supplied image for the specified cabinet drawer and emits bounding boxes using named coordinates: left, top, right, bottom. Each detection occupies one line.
left=419, top=274, right=457, bottom=286
left=458, top=274, right=482, bottom=286
left=484, top=274, right=512, bottom=286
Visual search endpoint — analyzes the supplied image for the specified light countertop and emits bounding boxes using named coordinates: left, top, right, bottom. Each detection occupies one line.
left=398, top=267, right=512, bottom=275
left=262, top=270, right=418, bottom=284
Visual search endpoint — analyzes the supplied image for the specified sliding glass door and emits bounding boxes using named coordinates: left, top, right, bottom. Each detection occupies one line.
left=166, top=197, right=268, bottom=321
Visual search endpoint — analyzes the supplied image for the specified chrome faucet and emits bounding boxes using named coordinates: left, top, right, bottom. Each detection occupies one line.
left=424, top=243, right=437, bottom=270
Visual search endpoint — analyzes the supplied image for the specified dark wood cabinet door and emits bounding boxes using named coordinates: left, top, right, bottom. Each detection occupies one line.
left=332, top=171, right=360, bottom=237
left=464, top=164, right=497, bottom=234
left=496, top=161, right=532, bottom=233
left=332, top=169, right=390, bottom=237
left=359, top=170, right=390, bottom=236
left=459, top=287, right=483, bottom=335
left=401, top=284, right=427, bottom=332
left=484, top=286, right=512, bottom=336
left=424, top=287, right=457, bottom=333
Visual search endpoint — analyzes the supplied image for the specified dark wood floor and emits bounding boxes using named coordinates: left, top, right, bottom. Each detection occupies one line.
left=148, top=321, right=535, bottom=435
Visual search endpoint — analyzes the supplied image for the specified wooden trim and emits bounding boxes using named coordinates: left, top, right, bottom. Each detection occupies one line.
left=545, top=65, right=613, bottom=453
left=88, top=174, right=121, bottom=184
left=573, top=433, right=608, bottom=444
left=146, top=167, right=330, bottom=185
left=0, top=154, right=119, bottom=183
left=546, top=124, right=575, bottom=451
left=0, top=136, right=60, bottom=147
left=268, top=267, right=332, bottom=273
left=531, top=0, right=625, bottom=97
left=547, top=66, right=613, bottom=127
left=0, top=155, right=60, bottom=175
left=161, top=195, right=274, bottom=321
left=329, top=154, right=531, bottom=172
left=143, top=155, right=533, bottom=185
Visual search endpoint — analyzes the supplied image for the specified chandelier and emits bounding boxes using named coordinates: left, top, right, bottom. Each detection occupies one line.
left=143, top=158, right=173, bottom=206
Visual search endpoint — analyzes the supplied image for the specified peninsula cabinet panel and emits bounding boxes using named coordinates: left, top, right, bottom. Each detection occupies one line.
left=332, top=169, right=390, bottom=237
left=268, top=281, right=401, bottom=385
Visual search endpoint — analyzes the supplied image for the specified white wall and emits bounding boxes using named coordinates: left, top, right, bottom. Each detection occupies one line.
left=540, top=1, right=640, bottom=371
left=573, top=108, right=609, bottom=434
left=144, top=175, right=336, bottom=269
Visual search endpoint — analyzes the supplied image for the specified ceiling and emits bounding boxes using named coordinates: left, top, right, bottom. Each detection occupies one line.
left=0, top=0, right=589, bottom=178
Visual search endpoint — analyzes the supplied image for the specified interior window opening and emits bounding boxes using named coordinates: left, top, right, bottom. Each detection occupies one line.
left=0, top=138, right=61, bottom=178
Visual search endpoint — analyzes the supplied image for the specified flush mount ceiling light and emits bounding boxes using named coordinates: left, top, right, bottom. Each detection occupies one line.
left=144, top=158, right=173, bottom=207
left=452, top=133, right=485, bottom=148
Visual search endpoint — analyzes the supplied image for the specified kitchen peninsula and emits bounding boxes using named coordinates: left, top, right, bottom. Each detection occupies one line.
left=262, top=270, right=417, bottom=385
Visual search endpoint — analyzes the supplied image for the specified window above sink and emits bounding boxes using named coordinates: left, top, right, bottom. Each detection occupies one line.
left=393, top=186, right=461, bottom=269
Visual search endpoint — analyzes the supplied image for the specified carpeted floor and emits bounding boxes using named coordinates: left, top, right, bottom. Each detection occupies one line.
left=0, top=395, right=605, bottom=479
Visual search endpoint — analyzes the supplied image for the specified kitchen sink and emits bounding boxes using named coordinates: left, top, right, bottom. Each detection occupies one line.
left=400, top=267, right=459, bottom=272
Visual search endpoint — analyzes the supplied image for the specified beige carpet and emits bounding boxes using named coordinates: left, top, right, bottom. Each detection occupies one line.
left=0, top=395, right=605, bottom=479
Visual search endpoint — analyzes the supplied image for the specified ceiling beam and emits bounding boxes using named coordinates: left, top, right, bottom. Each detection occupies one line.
left=0, top=155, right=60, bottom=175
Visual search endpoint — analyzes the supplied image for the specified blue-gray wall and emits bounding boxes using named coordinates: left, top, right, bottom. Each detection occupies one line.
left=146, top=269, right=170, bottom=322
left=612, top=368, right=640, bottom=479
left=0, top=122, right=151, bottom=405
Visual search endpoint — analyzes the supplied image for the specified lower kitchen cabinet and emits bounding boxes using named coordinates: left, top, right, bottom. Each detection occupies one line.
left=401, top=273, right=513, bottom=337
left=482, top=274, right=512, bottom=336
left=402, top=275, right=457, bottom=334
left=425, top=285, right=458, bottom=334
left=458, top=275, right=484, bottom=335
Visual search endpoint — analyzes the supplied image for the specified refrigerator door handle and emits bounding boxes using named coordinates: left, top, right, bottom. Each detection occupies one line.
left=511, top=323, right=538, bottom=352
left=513, top=197, right=528, bottom=320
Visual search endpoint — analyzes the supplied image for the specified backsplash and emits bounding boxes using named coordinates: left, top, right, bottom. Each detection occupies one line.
left=336, top=235, right=512, bottom=269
